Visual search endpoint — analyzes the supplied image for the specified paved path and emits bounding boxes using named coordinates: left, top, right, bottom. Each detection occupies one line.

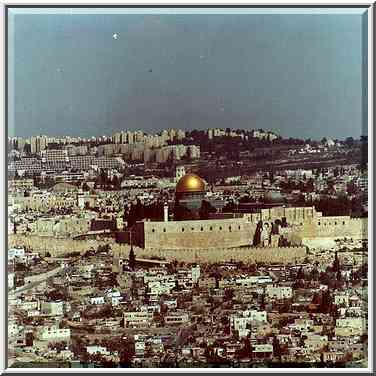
left=10, top=265, right=64, bottom=298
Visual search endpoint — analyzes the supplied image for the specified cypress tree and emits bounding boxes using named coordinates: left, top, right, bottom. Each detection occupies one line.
left=129, top=246, right=135, bottom=270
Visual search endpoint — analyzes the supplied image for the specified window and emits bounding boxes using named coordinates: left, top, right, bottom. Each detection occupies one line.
left=334, top=222, right=337, bottom=225
left=163, top=228, right=166, bottom=233
left=318, top=222, right=320, bottom=226
left=191, top=227, right=194, bottom=231
left=238, top=226, right=241, bottom=230
left=152, top=229, right=155, bottom=233
left=182, top=228, right=185, bottom=232
left=209, top=227, right=213, bottom=231
left=200, top=227, right=203, bottom=231
left=343, top=221, right=345, bottom=225
left=219, top=226, right=222, bottom=230
left=229, top=226, right=232, bottom=232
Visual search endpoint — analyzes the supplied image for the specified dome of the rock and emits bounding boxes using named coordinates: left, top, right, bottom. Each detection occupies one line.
left=176, top=173, right=205, bottom=194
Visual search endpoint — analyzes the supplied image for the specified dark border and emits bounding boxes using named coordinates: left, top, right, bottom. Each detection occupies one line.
left=3, top=3, right=374, bottom=375
left=372, top=4, right=375, bottom=375
left=4, top=4, right=373, bottom=9
left=4, top=2, right=8, bottom=372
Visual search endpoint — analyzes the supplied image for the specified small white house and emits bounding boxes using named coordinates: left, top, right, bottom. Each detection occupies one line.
left=38, top=326, right=70, bottom=341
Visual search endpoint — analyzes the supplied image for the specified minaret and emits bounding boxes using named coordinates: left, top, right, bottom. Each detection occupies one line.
left=164, top=202, right=169, bottom=222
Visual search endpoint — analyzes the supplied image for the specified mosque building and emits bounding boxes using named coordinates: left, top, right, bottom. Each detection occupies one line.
left=174, top=173, right=206, bottom=220
left=126, top=171, right=367, bottom=250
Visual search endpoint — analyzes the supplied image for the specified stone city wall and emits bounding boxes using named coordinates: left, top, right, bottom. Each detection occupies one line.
left=244, top=206, right=318, bottom=224
left=249, top=206, right=367, bottom=240
left=137, top=210, right=367, bottom=250
left=296, top=216, right=367, bottom=240
left=132, top=246, right=307, bottom=264
left=8, top=234, right=94, bottom=257
left=140, top=218, right=257, bottom=249
left=9, top=234, right=306, bottom=264
left=315, top=217, right=367, bottom=239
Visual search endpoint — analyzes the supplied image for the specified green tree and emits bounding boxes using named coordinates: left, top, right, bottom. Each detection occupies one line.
left=320, top=290, right=333, bottom=314
left=129, top=246, right=136, bottom=271
left=332, top=251, right=340, bottom=273
left=199, top=200, right=215, bottom=220
left=272, top=336, right=282, bottom=360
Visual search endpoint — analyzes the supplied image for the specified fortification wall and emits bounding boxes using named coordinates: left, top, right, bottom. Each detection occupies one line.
left=244, top=207, right=316, bottom=224
left=9, top=234, right=306, bottom=264
left=133, top=246, right=307, bottom=264
left=8, top=235, right=93, bottom=257
left=246, top=207, right=367, bottom=241
left=297, top=216, right=367, bottom=240
left=315, top=217, right=367, bottom=239
left=258, top=206, right=318, bottom=223
left=137, top=208, right=367, bottom=250
left=142, top=218, right=257, bottom=249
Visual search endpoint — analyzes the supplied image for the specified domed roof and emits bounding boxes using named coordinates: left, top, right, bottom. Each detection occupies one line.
left=176, top=173, right=205, bottom=193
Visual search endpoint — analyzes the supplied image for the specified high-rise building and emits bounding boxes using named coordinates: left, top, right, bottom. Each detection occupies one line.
left=30, top=135, right=48, bottom=154
left=187, top=145, right=200, bottom=159
left=113, top=131, right=127, bottom=144
left=176, top=129, right=186, bottom=140
left=161, top=130, right=169, bottom=143
left=134, top=131, right=144, bottom=143
left=168, top=128, right=176, bottom=142
left=126, top=131, right=134, bottom=144
left=113, top=132, right=122, bottom=144
left=17, top=138, right=27, bottom=153
left=175, top=165, right=186, bottom=182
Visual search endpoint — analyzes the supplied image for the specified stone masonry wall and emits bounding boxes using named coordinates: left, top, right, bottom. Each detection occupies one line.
left=131, top=246, right=307, bottom=264
left=138, top=207, right=367, bottom=249
left=141, top=218, right=257, bottom=249
left=8, top=235, right=307, bottom=265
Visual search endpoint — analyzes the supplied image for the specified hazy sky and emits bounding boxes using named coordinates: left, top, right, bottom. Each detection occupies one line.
left=8, top=8, right=367, bottom=139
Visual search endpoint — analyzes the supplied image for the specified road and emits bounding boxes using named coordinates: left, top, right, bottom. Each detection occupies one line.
left=10, top=265, right=64, bottom=298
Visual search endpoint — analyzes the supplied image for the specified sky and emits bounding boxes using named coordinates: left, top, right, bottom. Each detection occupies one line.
left=8, top=8, right=367, bottom=140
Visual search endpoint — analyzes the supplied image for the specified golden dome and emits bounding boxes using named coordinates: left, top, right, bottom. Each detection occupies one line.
left=176, top=173, right=205, bottom=193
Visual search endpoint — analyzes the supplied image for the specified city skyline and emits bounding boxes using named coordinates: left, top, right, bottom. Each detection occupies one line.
left=8, top=8, right=366, bottom=139
left=6, top=128, right=368, bottom=142
left=6, top=6, right=370, bottom=371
